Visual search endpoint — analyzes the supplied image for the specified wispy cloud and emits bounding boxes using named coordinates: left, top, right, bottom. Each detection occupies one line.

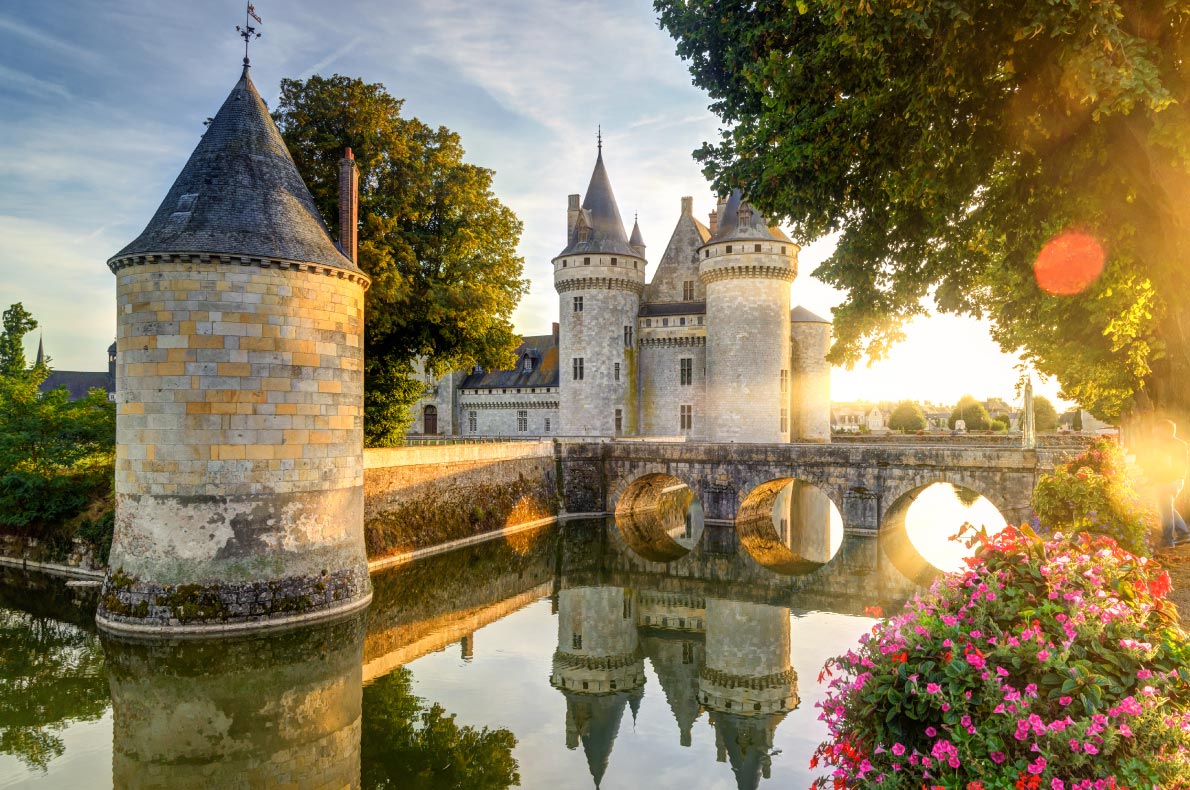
left=0, top=13, right=100, bottom=63
left=0, top=64, right=72, bottom=100
left=300, top=35, right=364, bottom=77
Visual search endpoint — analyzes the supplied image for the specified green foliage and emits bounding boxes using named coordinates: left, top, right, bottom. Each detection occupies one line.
left=990, top=417, right=1009, bottom=433
left=1073, top=410, right=1085, bottom=432
left=654, top=0, right=1190, bottom=422
left=76, top=511, right=114, bottom=566
left=888, top=400, right=927, bottom=433
left=949, top=394, right=991, bottom=431
left=0, top=609, right=109, bottom=771
left=1033, top=396, right=1059, bottom=433
left=361, top=667, right=519, bottom=789
left=1033, top=438, right=1155, bottom=555
left=0, top=304, right=39, bottom=380
left=274, top=75, right=528, bottom=446
left=0, top=379, right=115, bottom=532
left=813, top=525, right=1190, bottom=788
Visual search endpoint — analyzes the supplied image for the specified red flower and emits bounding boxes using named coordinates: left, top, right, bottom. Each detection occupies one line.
left=864, top=605, right=884, bottom=618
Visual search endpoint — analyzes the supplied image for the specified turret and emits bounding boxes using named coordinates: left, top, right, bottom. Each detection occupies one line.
left=98, top=62, right=371, bottom=633
left=789, top=306, right=832, bottom=443
left=629, top=215, right=645, bottom=258
left=699, top=191, right=799, bottom=443
left=553, top=141, right=645, bottom=437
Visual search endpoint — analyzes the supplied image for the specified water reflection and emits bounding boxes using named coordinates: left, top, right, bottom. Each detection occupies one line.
left=104, top=615, right=365, bottom=789
left=0, top=570, right=106, bottom=773
left=886, top=482, right=1007, bottom=575
left=614, top=474, right=705, bottom=562
left=736, top=480, right=843, bottom=575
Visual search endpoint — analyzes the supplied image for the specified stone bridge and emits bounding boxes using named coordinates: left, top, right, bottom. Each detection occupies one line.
left=558, top=440, right=1077, bottom=531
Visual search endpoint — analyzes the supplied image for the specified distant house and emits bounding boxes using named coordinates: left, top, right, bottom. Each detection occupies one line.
left=37, top=340, right=116, bottom=401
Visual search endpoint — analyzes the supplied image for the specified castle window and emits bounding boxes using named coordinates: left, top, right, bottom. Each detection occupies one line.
left=516, top=388, right=521, bottom=393
left=611, top=257, right=618, bottom=266
left=697, top=316, right=704, bottom=325
left=524, top=355, right=534, bottom=373
left=614, top=409, right=623, bottom=435
left=544, top=417, right=551, bottom=433
left=780, top=369, right=789, bottom=395
left=704, top=249, right=709, bottom=258
left=680, top=358, right=692, bottom=386
left=468, top=411, right=477, bottom=433
left=624, top=326, right=633, bottom=346
left=662, top=318, right=669, bottom=327
left=680, top=404, right=692, bottom=431
left=562, top=260, right=567, bottom=267
left=573, top=296, right=583, bottom=313
left=572, top=357, right=584, bottom=381
left=726, top=245, right=733, bottom=254
left=680, top=317, right=686, bottom=326
left=781, top=407, right=789, bottom=433
left=633, top=261, right=638, bottom=269
left=645, top=319, right=652, bottom=327
left=584, top=257, right=591, bottom=265
left=614, top=363, right=620, bottom=382
left=781, top=246, right=786, bottom=255
left=517, top=410, right=528, bottom=432
left=572, top=633, right=582, bottom=649
left=755, top=244, right=762, bottom=253
left=683, top=280, right=695, bottom=300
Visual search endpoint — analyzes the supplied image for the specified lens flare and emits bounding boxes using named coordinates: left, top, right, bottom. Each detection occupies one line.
left=1033, top=231, right=1105, bottom=295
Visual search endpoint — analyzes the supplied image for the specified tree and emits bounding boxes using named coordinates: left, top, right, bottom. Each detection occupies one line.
left=1032, top=395, right=1059, bottom=432
left=0, top=304, right=40, bottom=381
left=887, top=401, right=926, bottom=432
left=274, top=75, right=528, bottom=445
left=360, top=667, right=519, bottom=789
left=654, top=0, right=1190, bottom=426
left=949, top=395, right=991, bottom=431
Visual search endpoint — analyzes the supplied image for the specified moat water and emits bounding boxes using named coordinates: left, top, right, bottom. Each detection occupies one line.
left=0, top=488, right=1000, bottom=790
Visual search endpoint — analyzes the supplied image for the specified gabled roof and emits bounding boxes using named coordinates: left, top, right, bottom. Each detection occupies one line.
left=705, top=189, right=792, bottom=245
left=460, top=334, right=559, bottom=390
left=557, top=150, right=636, bottom=258
left=39, top=371, right=112, bottom=401
left=110, top=67, right=358, bottom=272
left=643, top=201, right=711, bottom=304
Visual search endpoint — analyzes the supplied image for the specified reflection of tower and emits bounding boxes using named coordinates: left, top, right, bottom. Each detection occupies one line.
left=638, top=589, right=708, bottom=747
left=771, top=480, right=835, bottom=563
left=551, top=586, right=646, bottom=788
left=701, top=599, right=798, bottom=790
left=105, top=615, right=365, bottom=789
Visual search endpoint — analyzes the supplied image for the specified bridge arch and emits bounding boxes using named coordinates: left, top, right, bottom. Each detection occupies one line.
left=880, top=481, right=1008, bottom=584
left=613, top=472, right=705, bottom=562
left=734, top=477, right=843, bottom=575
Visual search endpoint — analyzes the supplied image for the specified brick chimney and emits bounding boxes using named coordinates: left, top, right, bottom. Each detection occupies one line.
left=552, top=322, right=560, bottom=343
left=708, top=208, right=718, bottom=235
left=566, top=194, right=581, bottom=240
left=681, top=196, right=693, bottom=216
left=338, top=148, right=358, bottom=264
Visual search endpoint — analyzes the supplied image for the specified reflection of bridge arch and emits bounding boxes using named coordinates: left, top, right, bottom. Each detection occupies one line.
left=613, top=473, right=705, bottom=563
left=880, top=482, right=1008, bottom=584
left=879, top=474, right=1014, bottom=530
left=735, top=478, right=842, bottom=576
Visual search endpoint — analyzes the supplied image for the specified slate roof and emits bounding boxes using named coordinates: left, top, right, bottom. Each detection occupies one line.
left=459, top=333, right=559, bottom=390
left=705, top=189, right=793, bottom=245
left=110, top=66, right=358, bottom=272
left=629, top=217, right=645, bottom=249
left=557, top=150, right=636, bottom=258
left=640, top=301, right=706, bottom=317
left=39, top=371, right=112, bottom=401
left=790, top=305, right=831, bottom=323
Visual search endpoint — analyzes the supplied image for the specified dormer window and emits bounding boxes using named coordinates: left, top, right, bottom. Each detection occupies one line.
left=523, top=355, right=534, bottom=373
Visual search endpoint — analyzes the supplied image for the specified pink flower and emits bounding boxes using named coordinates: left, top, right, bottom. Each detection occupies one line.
left=1059, top=696, right=1073, bottom=706
left=892, top=743, right=906, bottom=756
left=1137, top=669, right=1152, bottom=679
left=927, top=683, right=942, bottom=694
left=990, top=752, right=1006, bottom=764
left=1083, top=743, right=1099, bottom=755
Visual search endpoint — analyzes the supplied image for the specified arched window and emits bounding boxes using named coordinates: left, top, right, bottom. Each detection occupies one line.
left=423, top=405, right=438, bottom=435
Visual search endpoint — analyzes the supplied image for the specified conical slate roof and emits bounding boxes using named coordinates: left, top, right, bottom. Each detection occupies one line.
left=564, top=690, right=630, bottom=788
left=557, top=149, right=636, bottom=258
left=110, top=67, right=358, bottom=272
left=790, top=305, right=831, bottom=324
left=705, top=189, right=792, bottom=245
left=629, top=217, right=645, bottom=249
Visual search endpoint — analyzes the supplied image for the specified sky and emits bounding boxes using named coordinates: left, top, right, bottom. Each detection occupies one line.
left=0, top=0, right=1071, bottom=410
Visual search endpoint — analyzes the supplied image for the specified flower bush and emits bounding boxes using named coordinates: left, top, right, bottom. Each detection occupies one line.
left=812, top=525, right=1190, bottom=789
left=1033, top=439, right=1156, bottom=556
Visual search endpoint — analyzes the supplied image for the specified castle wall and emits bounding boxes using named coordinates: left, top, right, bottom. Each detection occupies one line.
left=790, top=321, right=832, bottom=443
left=555, top=258, right=644, bottom=436
left=638, top=338, right=707, bottom=437
left=458, top=391, right=559, bottom=437
left=101, top=260, right=370, bottom=630
left=703, top=274, right=792, bottom=443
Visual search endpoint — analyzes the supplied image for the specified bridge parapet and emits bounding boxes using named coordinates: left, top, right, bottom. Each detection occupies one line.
left=558, top=440, right=1075, bottom=530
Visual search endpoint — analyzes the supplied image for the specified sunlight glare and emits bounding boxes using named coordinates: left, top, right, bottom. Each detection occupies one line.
left=1033, top=231, right=1105, bottom=295
left=904, top=483, right=1007, bottom=572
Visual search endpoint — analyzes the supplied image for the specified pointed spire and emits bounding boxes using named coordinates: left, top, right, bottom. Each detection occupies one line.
left=629, top=213, right=645, bottom=255
left=597, top=124, right=602, bottom=154
left=35, top=334, right=44, bottom=368
left=556, top=136, right=635, bottom=258
left=111, top=67, right=357, bottom=272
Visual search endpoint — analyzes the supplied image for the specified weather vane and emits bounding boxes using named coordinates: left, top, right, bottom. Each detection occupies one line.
left=236, top=3, right=263, bottom=67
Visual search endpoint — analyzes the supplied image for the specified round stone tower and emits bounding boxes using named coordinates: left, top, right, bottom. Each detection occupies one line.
left=789, top=306, right=832, bottom=443
left=699, top=191, right=798, bottom=443
left=553, top=143, right=645, bottom=437
left=97, top=64, right=372, bottom=633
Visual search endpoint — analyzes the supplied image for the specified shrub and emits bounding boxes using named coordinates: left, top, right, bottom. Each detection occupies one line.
left=812, top=525, right=1190, bottom=789
left=1033, top=439, right=1155, bottom=556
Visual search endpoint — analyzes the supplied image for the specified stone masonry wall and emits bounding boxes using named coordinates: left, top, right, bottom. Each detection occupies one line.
left=363, top=441, right=558, bottom=558
left=102, top=259, right=369, bottom=629
left=638, top=339, right=706, bottom=437
left=790, top=320, right=832, bottom=443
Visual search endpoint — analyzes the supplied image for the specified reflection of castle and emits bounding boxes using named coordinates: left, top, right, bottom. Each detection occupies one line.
left=551, top=586, right=798, bottom=789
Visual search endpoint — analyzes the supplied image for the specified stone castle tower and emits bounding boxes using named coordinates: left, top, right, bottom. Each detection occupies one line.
left=97, top=63, right=372, bottom=633
left=553, top=143, right=645, bottom=437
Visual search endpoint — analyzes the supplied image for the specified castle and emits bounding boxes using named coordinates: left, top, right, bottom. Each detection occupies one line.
left=413, top=144, right=832, bottom=442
